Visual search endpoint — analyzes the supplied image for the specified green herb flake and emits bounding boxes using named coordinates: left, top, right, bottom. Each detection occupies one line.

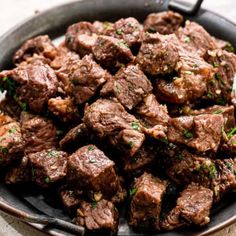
left=44, top=177, right=50, bottom=184
left=177, top=153, right=184, bottom=161
left=184, top=36, right=191, bottom=43
left=216, top=98, right=226, bottom=105
left=183, top=130, right=193, bottom=139
left=232, top=141, right=236, bottom=146
left=225, top=42, right=235, bottom=53
left=128, top=141, right=135, bottom=148
left=131, top=121, right=140, bottom=131
left=207, top=92, right=213, bottom=98
left=1, top=76, right=16, bottom=97
left=116, top=29, right=122, bottom=35
left=129, top=187, right=137, bottom=197
left=8, top=127, right=17, bottom=134
left=0, top=147, right=8, bottom=155
left=234, top=170, right=236, bottom=176
left=227, top=127, right=236, bottom=139
left=47, top=150, right=57, bottom=157
left=215, top=73, right=222, bottom=81
left=56, top=129, right=64, bottom=136
left=213, top=62, right=219, bottom=68
left=213, top=109, right=223, bottom=114
left=0, top=157, right=2, bottom=162
left=159, top=138, right=168, bottom=144
left=209, top=165, right=217, bottom=178
left=18, top=101, right=27, bottom=111
left=91, top=201, right=97, bottom=209
left=88, top=146, right=95, bottom=151
left=147, top=27, right=156, bottom=33
left=226, top=162, right=232, bottom=170
left=184, top=71, right=193, bottom=75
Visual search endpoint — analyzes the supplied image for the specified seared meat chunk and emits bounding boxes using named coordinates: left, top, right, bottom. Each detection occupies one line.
left=74, top=199, right=119, bottom=233
left=113, top=65, right=153, bottom=109
left=0, top=114, right=24, bottom=167
left=29, top=149, right=68, bottom=187
left=144, top=11, right=183, bottom=34
left=93, top=21, right=114, bottom=35
left=204, top=49, right=236, bottom=104
left=48, top=97, right=79, bottom=123
left=92, top=35, right=134, bottom=69
left=59, top=123, right=90, bottom=151
left=136, top=93, right=169, bottom=127
left=212, top=158, right=236, bottom=202
left=176, top=21, right=216, bottom=57
left=65, top=21, right=97, bottom=53
left=5, top=156, right=31, bottom=184
left=0, top=61, right=58, bottom=113
left=106, top=17, right=143, bottom=48
left=162, top=183, right=213, bottom=230
left=129, top=172, right=167, bottom=230
left=13, top=35, right=57, bottom=64
left=167, top=114, right=224, bottom=152
left=21, top=112, right=57, bottom=154
left=57, top=55, right=110, bottom=104
left=67, top=145, right=119, bottom=198
left=136, top=32, right=179, bottom=75
left=83, top=99, right=145, bottom=156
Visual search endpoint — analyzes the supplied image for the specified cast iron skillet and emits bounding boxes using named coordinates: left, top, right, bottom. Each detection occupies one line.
left=0, top=0, right=236, bottom=235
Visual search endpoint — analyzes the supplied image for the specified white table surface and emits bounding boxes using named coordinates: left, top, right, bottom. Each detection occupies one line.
left=0, top=0, right=236, bottom=235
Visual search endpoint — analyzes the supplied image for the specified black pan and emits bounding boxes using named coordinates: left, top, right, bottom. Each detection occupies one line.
left=0, top=0, right=236, bottom=235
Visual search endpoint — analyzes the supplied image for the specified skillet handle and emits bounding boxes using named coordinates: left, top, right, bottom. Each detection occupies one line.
left=168, top=0, right=204, bottom=15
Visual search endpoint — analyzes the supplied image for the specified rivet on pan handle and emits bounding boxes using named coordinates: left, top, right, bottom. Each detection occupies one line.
left=168, top=0, right=204, bottom=15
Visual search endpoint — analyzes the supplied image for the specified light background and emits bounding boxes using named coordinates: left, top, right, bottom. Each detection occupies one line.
left=0, top=0, right=235, bottom=235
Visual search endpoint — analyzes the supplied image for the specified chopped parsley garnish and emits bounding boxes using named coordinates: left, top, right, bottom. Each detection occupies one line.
left=232, top=141, right=236, bottom=146
left=47, top=150, right=57, bottom=157
left=128, top=141, right=135, bottom=148
left=0, top=157, right=2, bottom=162
left=89, top=159, right=96, bottom=163
left=0, top=146, right=8, bottom=155
left=103, top=22, right=113, bottom=30
left=183, top=130, right=193, bottom=139
left=159, top=138, right=168, bottom=144
left=88, top=146, right=95, bottom=151
left=212, top=109, right=223, bottom=114
left=227, top=127, right=236, bottom=139
left=207, top=92, right=212, bottom=99
left=129, top=187, right=137, bottom=196
left=18, top=101, right=27, bottom=111
left=226, top=162, right=232, bottom=170
left=131, top=121, right=140, bottom=131
left=209, top=165, right=217, bottom=178
left=0, top=76, right=16, bottom=96
left=225, top=42, right=235, bottom=53
left=8, top=127, right=17, bottom=134
left=147, top=27, right=156, bottom=33
left=91, top=201, right=97, bottom=209
left=177, top=153, right=184, bottom=161
left=56, top=129, right=64, bottom=136
left=44, top=177, right=50, bottom=184
left=216, top=98, right=226, bottom=105
left=213, top=62, right=219, bottom=68
left=215, top=73, right=222, bottom=81
left=116, top=29, right=122, bottom=35
left=31, top=168, right=35, bottom=178
left=184, top=71, right=193, bottom=75
left=234, top=170, right=236, bottom=176
left=184, top=36, right=191, bottom=43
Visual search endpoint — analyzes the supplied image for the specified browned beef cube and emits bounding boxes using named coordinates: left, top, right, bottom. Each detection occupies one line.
left=29, top=149, right=68, bottom=187
left=106, top=17, right=143, bottom=48
left=144, top=11, right=183, bottom=34
left=59, top=187, right=81, bottom=214
left=113, top=65, right=153, bottom=109
left=65, top=21, right=97, bottom=52
left=83, top=99, right=145, bottom=156
left=204, top=49, right=236, bottom=104
left=93, top=21, right=114, bottom=35
left=92, top=35, right=134, bottom=69
left=74, top=199, right=119, bottom=233
left=0, top=114, right=24, bottom=167
left=212, top=158, right=236, bottom=202
left=167, top=114, right=224, bottom=152
left=21, top=112, right=57, bottom=154
left=59, top=123, right=90, bottom=150
left=161, top=183, right=213, bottom=230
left=48, top=97, right=80, bottom=123
left=50, top=43, right=80, bottom=70
left=13, top=35, right=57, bottom=64
left=67, top=145, right=119, bottom=198
left=176, top=21, right=216, bottom=57
left=136, top=93, right=169, bottom=127
left=129, top=172, right=167, bottom=230
left=191, top=105, right=235, bottom=132
left=57, top=55, right=110, bottom=104
left=5, top=156, right=31, bottom=184
left=0, top=61, right=58, bottom=113
left=136, top=32, right=179, bottom=75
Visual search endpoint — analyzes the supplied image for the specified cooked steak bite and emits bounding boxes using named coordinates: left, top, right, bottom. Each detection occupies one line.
left=204, top=49, right=236, bottom=104
left=92, top=35, right=134, bottom=69
left=136, top=32, right=179, bottom=75
left=113, top=65, right=153, bottom=109
left=136, top=93, right=169, bottom=127
left=21, top=112, right=57, bottom=154
left=176, top=21, right=216, bottom=57
left=167, top=114, right=224, bottom=152
left=144, top=11, right=183, bottom=34
left=29, top=149, right=68, bottom=188
left=0, top=61, right=58, bottom=113
left=74, top=199, right=119, bottom=233
left=0, top=114, right=24, bottom=167
left=59, top=123, right=90, bottom=151
left=129, top=172, right=167, bottom=231
left=162, top=183, right=213, bottom=230
left=67, top=145, right=119, bottom=198
left=13, top=35, right=57, bottom=64
left=212, top=158, right=236, bottom=202
left=48, top=97, right=79, bottom=123
left=106, top=17, right=143, bottom=48
left=5, top=156, right=31, bottom=184
left=65, top=21, right=97, bottom=52
left=93, top=21, right=114, bottom=35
